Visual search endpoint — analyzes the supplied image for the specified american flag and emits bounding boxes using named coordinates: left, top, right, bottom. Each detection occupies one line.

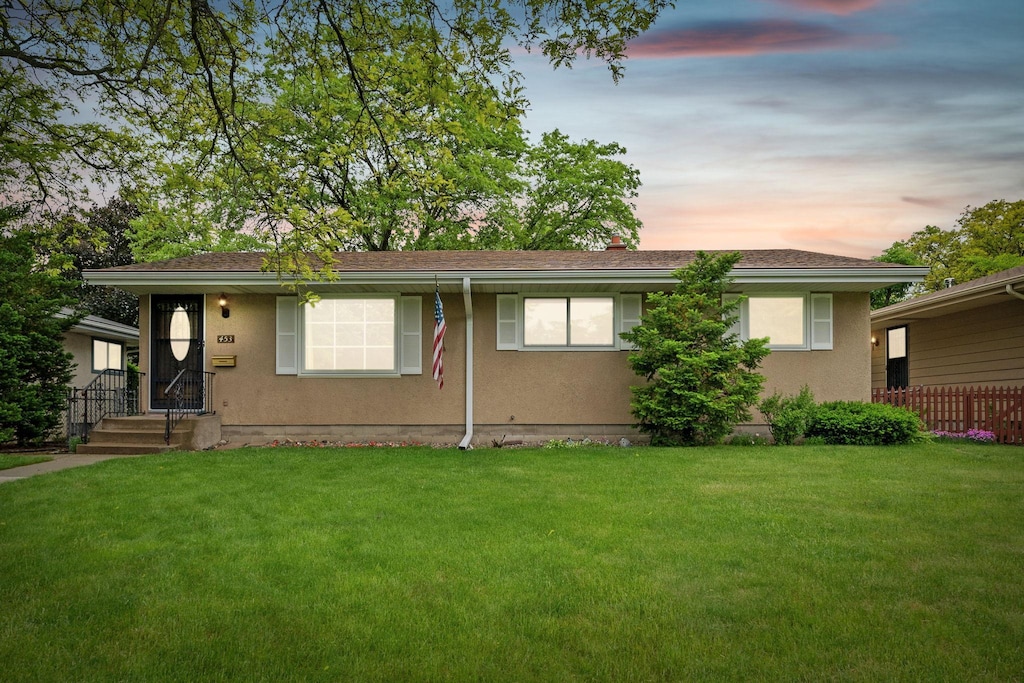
left=432, top=288, right=446, bottom=389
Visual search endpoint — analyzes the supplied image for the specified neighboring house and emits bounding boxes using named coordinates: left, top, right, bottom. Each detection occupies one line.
left=59, top=309, right=140, bottom=390
left=84, top=248, right=925, bottom=446
left=871, top=265, right=1024, bottom=390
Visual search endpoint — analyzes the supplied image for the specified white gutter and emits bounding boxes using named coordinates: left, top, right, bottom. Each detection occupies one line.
left=84, top=267, right=929, bottom=291
left=458, top=277, right=474, bottom=450
left=56, top=309, right=140, bottom=342
left=874, top=273, right=1024, bottom=322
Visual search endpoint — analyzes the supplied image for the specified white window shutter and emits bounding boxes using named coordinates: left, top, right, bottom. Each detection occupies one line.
left=400, top=296, right=423, bottom=374
left=810, top=293, right=833, bottom=350
left=496, top=294, right=518, bottom=350
left=722, top=294, right=742, bottom=340
left=276, top=297, right=298, bottom=375
left=618, top=294, right=642, bottom=350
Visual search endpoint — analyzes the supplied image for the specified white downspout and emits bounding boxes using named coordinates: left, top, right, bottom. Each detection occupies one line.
left=458, top=276, right=474, bottom=449
left=1006, top=284, right=1024, bottom=301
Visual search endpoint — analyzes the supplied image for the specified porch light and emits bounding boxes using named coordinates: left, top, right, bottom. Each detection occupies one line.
left=219, top=294, right=230, bottom=318
left=871, top=335, right=878, bottom=347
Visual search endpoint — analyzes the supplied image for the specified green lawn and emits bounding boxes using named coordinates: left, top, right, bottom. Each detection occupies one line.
left=0, top=453, right=52, bottom=471
left=1, top=444, right=1022, bottom=681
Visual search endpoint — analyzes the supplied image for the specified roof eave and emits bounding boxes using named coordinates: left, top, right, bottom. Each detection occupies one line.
left=84, top=266, right=929, bottom=293
left=871, top=271, right=1024, bottom=323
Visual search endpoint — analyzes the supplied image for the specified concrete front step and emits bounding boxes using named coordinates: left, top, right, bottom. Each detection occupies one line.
left=83, top=429, right=170, bottom=445
left=75, top=414, right=222, bottom=455
left=96, top=416, right=169, bottom=432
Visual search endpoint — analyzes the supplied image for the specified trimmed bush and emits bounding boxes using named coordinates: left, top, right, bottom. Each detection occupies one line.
left=806, top=401, right=921, bottom=446
left=759, top=385, right=816, bottom=445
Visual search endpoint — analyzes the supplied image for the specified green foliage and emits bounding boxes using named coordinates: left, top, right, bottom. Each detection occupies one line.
left=0, top=224, right=78, bottom=445
left=725, top=433, right=770, bottom=446
left=623, top=251, right=771, bottom=446
left=806, top=401, right=922, bottom=446
left=542, top=438, right=588, bottom=449
left=759, top=385, right=817, bottom=445
left=871, top=243, right=925, bottom=309
left=875, top=199, right=1024, bottom=303
left=34, top=198, right=142, bottom=325
left=2, top=0, right=666, bottom=267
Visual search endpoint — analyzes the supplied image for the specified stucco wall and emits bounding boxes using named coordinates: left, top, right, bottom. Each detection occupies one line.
left=760, top=292, right=871, bottom=403
left=64, top=330, right=95, bottom=390
left=204, top=293, right=467, bottom=430
left=137, top=290, right=873, bottom=443
left=871, top=299, right=1024, bottom=389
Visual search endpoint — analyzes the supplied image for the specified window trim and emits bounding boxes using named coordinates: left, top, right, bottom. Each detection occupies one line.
left=91, top=337, right=125, bottom=373
left=731, top=292, right=833, bottom=352
left=497, top=293, right=637, bottom=352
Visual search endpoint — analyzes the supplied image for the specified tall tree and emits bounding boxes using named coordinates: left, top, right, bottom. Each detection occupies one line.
left=2, top=0, right=667, bottom=267
left=475, top=130, right=642, bottom=251
left=0, top=211, right=77, bottom=445
left=46, top=198, right=142, bottom=326
left=873, top=199, right=1024, bottom=303
left=870, top=242, right=925, bottom=310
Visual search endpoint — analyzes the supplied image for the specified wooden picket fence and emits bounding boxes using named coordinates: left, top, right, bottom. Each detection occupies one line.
left=871, top=385, right=1024, bottom=445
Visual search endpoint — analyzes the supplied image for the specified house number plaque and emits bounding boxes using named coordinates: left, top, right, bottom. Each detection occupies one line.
left=217, top=335, right=235, bottom=344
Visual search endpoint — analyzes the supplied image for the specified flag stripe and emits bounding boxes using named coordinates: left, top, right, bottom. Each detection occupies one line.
left=432, top=289, right=445, bottom=389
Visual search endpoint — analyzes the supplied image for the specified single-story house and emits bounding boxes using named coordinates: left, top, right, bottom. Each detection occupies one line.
left=58, top=309, right=140, bottom=391
left=871, top=265, right=1024, bottom=389
left=84, top=248, right=926, bottom=447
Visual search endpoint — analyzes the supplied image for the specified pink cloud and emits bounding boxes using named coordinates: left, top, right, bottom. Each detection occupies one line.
left=768, top=0, right=883, bottom=15
left=627, top=20, right=875, bottom=58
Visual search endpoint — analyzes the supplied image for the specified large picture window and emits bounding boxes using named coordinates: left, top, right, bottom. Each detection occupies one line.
left=304, top=298, right=396, bottom=373
left=92, top=338, right=124, bottom=372
left=276, top=296, right=421, bottom=377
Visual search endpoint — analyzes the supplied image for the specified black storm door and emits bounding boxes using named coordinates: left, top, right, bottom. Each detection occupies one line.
left=885, top=325, right=909, bottom=389
left=151, top=295, right=204, bottom=410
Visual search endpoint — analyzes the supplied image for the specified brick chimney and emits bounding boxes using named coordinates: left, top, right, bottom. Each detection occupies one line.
left=606, top=235, right=627, bottom=250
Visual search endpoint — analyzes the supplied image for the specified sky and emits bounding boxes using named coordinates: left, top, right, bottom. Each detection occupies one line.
left=515, top=0, right=1024, bottom=258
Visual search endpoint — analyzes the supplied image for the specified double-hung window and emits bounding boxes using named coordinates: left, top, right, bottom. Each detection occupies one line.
left=727, top=293, right=833, bottom=351
left=276, top=296, right=422, bottom=376
left=92, top=338, right=124, bottom=372
left=497, top=294, right=642, bottom=351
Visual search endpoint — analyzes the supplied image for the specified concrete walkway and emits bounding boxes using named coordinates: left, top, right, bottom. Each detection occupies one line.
left=0, top=441, right=254, bottom=484
left=0, top=451, right=153, bottom=484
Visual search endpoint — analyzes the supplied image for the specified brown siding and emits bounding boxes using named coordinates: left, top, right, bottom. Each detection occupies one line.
left=871, top=299, right=1024, bottom=389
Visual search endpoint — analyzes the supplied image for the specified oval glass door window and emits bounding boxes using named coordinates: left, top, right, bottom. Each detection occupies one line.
left=169, top=305, right=191, bottom=361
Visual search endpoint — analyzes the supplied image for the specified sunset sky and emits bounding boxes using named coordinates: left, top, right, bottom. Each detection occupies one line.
left=517, top=0, right=1023, bottom=257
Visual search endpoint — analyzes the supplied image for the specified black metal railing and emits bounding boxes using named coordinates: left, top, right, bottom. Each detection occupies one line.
left=66, top=368, right=145, bottom=449
left=164, top=369, right=215, bottom=445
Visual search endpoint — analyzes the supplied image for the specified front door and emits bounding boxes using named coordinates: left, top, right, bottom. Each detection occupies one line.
left=885, top=325, right=909, bottom=389
left=151, top=295, right=205, bottom=410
